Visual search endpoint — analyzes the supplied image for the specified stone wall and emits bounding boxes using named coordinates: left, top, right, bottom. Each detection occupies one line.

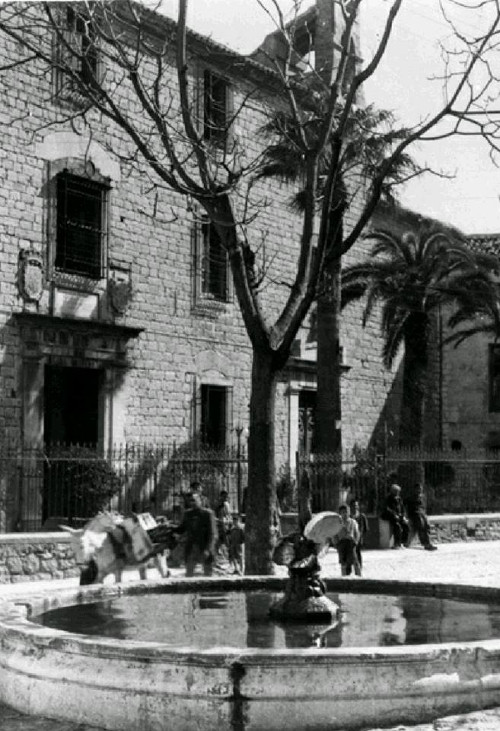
left=429, top=513, right=500, bottom=543
left=0, top=533, right=80, bottom=584
left=0, top=4, right=410, bottom=534
left=4, top=514, right=500, bottom=583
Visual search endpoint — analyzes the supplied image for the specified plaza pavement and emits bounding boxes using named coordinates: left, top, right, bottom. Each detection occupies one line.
left=2, top=541, right=500, bottom=730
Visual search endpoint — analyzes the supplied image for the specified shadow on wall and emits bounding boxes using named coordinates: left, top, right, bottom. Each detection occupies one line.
left=115, top=437, right=244, bottom=519
left=367, top=358, right=404, bottom=453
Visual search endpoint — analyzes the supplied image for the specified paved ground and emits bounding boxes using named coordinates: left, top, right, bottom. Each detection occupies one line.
left=3, top=541, right=500, bottom=730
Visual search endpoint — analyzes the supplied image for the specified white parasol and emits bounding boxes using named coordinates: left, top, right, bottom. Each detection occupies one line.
left=304, top=511, right=342, bottom=555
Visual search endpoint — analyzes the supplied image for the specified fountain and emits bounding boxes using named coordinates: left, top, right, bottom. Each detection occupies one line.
left=2, top=570, right=500, bottom=730
left=269, top=512, right=341, bottom=621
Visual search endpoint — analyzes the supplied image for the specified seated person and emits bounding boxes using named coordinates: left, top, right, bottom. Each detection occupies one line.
left=405, top=483, right=437, bottom=551
left=332, top=504, right=361, bottom=576
left=381, top=483, right=409, bottom=549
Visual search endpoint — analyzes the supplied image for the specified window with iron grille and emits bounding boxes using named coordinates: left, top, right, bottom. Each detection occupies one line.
left=55, top=5, right=99, bottom=96
left=203, top=70, right=230, bottom=146
left=200, top=384, right=229, bottom=448
left=489, top=345, right=500, bottom=412
left=201, top=217, right=229, bottom=302
left=56, top=172, right=107, bottom=279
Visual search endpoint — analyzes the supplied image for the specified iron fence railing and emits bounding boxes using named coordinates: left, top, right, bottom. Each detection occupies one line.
left=0, top=443, right=247, bottom=532
left=296, top=449, right=383, bottom=514
left=2, top=443, right=500, bottom=533
left=297, top=447, right=500, bottom=516
left=385, top=447, right=500, bottom=515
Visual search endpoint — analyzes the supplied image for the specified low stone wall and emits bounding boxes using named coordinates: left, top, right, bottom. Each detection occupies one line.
left=0, top=533, right=80, bottom=584
left=2, top=512, right=500, bottom=583
left=429, top=513, right=500, bottom=543
left=364, top=513, right=500, bottom=549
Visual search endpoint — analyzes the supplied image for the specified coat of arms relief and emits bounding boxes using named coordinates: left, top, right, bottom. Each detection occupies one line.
left=19, top=250, right=44, bottom=303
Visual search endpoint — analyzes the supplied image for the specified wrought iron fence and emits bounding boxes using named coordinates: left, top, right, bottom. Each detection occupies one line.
left=385, top=447, right=500, bottom=515
left=296, top=448, right=383, bottom=514
left=0, top=443, right=247, bottom=532
left=297, top=447, right=500, bottom=516
left=3, top=442, right=500, bottom=533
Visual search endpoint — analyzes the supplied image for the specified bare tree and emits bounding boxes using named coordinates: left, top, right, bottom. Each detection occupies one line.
left=1, top=0, right=499, bottom=573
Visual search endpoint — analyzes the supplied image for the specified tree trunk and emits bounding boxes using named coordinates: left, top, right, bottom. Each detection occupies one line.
left=244, top=347, right=278, bottom=575
left=400, top=314, right=429, bottom=448
left=399, top=315, right=428, bottom=493
left=315, top=254, right=343, bottom=511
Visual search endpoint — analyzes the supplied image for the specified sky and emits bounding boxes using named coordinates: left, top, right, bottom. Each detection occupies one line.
left=155, top=0, right=500, bottom=235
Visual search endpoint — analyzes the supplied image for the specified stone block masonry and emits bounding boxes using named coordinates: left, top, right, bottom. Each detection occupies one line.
left=0, top=533, right=80, bottom=584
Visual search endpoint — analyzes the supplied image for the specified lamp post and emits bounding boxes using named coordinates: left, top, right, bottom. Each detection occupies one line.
left=235, top=425, right=247, bottom=513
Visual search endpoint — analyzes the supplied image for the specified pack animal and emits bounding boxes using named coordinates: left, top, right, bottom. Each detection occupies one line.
left=62, top=512, right=175, bottom=585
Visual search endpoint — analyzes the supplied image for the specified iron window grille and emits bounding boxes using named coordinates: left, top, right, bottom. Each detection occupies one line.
left=201, top=217, right=229, bottom=302
left=56, top=172, right=108, bottom=279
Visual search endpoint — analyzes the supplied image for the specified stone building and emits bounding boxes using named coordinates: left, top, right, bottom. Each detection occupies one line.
left=0, top=1, right=400, bottom=531
left=437, top=233, right=500, bottom=453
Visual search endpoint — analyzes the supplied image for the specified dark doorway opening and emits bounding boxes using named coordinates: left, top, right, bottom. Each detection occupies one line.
left=43, top=366, right=102, bottom=524
left=200, top=384, right=228, bottom=448
left=44, top=365, right=101, bottom=446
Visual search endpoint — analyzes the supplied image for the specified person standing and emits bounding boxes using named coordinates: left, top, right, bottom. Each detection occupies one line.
left=215, top=489, right=232, bottom=555
left=332, top=504, right=361, bottom=576
left=189, top=480, right=210, bottom=508
left=381, top=483, right=409, bottom=549
left=406, top=483, right=437, bottom=551
left=174, top=492, right=217, bottom=576
left=228, top=514, right=245, bottom=574
left=350, top=498, right=369, bottom=569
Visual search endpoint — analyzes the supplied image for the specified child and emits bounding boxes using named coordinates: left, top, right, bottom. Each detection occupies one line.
left=350, top=498, right=369, bottom=570
left=215, top=490, right=232, bottom=556
left=228, top=514, right=245, bottom=575
left=333, top=504, right=361, bottom=576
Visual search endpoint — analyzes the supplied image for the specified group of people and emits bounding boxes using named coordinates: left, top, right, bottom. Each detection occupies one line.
left=331, top=480, right=437, bottom=576
left=174, top=483, right=245, bottom=577
left=155, top=477, right=436, bottom=579
left=380, top=480, right=437, bottom=551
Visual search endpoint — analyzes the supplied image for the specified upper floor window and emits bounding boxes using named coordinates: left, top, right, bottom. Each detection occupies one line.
left=203, top=70, right=230, bottom=146
left=56, top=171, right=108, bottom=279
left=55, top=5, right=99, bottom=96
left=201, top=217, right=229, bottom=302
left=489, top=344, right=500, bottom=412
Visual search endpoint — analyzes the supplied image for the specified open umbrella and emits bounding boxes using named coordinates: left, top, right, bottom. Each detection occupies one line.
left=304, top=512, right=342, bottom=555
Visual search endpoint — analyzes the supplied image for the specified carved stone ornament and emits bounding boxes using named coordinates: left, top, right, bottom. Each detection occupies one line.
left=19, top=250, right=44, bottom=302
left=108, top=275, right=132, bottom=315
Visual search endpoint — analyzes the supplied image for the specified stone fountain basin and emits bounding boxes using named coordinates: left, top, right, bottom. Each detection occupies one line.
left=1, top=577, right=500, bottom=731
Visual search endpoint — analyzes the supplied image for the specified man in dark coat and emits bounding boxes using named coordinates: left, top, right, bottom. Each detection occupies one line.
left=174, top=492, right=217, bottom=576
left=381, top=483, right=409, bottom=549
left=406, top=483, right=437, bottom=551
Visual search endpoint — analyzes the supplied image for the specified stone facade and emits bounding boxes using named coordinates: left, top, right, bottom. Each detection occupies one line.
left=0, top=2, right=403, bottom=531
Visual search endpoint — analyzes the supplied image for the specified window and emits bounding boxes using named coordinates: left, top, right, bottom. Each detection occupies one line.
left=56, top=171, right=108, bottom=278
left=200, top=385, right=229, bottom=448
left=55, top=5, right=99, bottom=96
left=203, top=70, right=230, bottom=146
left=490, top=345, right=500, bottom=412
left=201, top=218, right=229, bottom=302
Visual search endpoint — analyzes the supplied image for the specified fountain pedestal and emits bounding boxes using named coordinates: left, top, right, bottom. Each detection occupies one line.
left=269, top=536, right=339, bottom=621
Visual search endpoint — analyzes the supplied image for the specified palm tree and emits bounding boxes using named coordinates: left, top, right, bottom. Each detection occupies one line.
left=342, top=224, right=500, bottom=448
left=258, top=103, right=417, bottom=508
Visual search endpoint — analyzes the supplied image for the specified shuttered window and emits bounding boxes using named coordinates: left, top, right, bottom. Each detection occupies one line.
left=201, top=218, right=229, bottom=302
left=56, top=172, right=107, bottom=279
